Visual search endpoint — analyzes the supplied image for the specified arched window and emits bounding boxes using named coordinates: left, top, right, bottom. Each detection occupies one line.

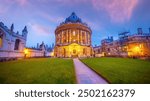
left=0, top=30, right=3, bottom=48
left=14, top=39, right=20, bottom=50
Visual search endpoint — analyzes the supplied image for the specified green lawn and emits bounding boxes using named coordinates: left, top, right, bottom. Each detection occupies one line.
left=81, top=57, right=150, bottom=84
left=0, top=58, right=76, bottom=84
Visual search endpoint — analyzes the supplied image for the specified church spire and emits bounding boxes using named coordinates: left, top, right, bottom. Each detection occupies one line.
left=22, top=26, right=28, bottom=40
left=10, top=23, right=14, bottom=32
left=23, top=26, right=27, bottom=32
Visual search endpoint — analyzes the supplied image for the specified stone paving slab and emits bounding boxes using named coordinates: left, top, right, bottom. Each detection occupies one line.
left=73, top=58, right=108, bottom=84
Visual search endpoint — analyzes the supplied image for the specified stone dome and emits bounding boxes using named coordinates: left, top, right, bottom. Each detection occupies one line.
left=64, top=12, right=82, bottom=23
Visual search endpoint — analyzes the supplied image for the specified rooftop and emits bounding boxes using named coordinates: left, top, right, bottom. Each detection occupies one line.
left=59, top=12, right=89, bottom=27
left=65, top=12, right=82, bottom=23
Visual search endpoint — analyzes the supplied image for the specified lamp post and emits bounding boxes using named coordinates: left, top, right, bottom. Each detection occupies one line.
left=24, top=49, right=28, bottom=58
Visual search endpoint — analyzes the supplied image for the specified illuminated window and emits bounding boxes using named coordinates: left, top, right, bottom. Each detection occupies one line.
left=139, top=44, right=142, bottom=48
left=73, top=31, right=75, bottom=36
left=0, top=37, right=2, bottom=48
left=0, top=30, right=3, bottom=48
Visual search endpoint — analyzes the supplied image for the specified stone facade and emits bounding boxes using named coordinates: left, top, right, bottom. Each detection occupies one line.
left=54, top=12, right=93, bottom=58
left=0, top=22, right=50, bottom=61
left=0, top=22, right=27, bottom=59
left=24, top=42, right=47, bottom=58
left=94, top=28, right=150, bottom=58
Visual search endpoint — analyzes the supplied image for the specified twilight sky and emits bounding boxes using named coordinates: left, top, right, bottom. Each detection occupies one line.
left=0, top=0, right=150, bottom=47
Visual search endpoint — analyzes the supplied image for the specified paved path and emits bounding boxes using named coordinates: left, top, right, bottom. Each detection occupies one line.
left=73, top=58, right=108, bottom=84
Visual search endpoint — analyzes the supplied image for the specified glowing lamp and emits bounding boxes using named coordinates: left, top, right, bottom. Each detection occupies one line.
left=50, top=52, right=54, bottom=57
left=134, top=46, right=140, bottom=52
left=24, top=49, right=28, bottom=54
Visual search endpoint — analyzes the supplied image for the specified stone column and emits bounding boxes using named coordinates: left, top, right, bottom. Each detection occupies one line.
left=78, top=30, right=79, bottom=44
left=79, top=30, right=81, bottom=44
left=84, top=31, right=87, bottom=44
left=63, top=31, right=64, bottom=44
left=87, top=32, right=89, bottom=45
left=69, top=30, right=71, bottom=43
left=57, top=34, right=59, bottom=44
left=85, top=31, right=86, bottom=44
left=59, top=33, right=61, bottom=44
left=66, top=30, right=69, bottom=44
left=60, top=32, right=63, bottom=44
left=86, top=32, right=88, bottom=45
left=83, top=31, right=85, bottom=44
left=64, top=31, right=65, bottom=44
left=89, top=33, right=91, bottom=45
left=55, top=33, right=57, bottom=44
left=68, top=30, right=69, bottom=43
left=84, top=32, right=86, bottom=44
left=81, top=31, right=82, bottom=44
left=61, top=31, right=63, bottom=44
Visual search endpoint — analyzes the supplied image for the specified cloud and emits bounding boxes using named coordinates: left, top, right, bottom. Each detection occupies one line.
left=15, top=0, right=28, bottom=6
left=0, top=6, right=7, bottom=14
left=0, top=0, right=28, bottom=6
left=28, top=23, right=50, bottom=36
left=0, top=0, right=28, bottom=14
left=83, top=18, right=102, bottom=31
left=92, top=0, right=138, bottom=23
left=0, top=0, right=10, bottom=14
left=42, top=0, right=138, bottom=23
left=39, top=12, right=64, bottom=24
left=54, top=0, right=87, bottom=5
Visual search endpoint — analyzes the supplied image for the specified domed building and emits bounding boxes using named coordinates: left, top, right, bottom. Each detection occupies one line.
left=54, top=12, right=93, bottom=58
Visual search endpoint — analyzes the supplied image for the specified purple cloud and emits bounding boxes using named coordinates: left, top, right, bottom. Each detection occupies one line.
left=0, top=0, right=149, bottom=46
left=28, top=22, right=50, bottom=36
left=15, top=0, right=28, bottom=6
left=92, top=0, right=139, bottom=23
left=39, top=12, right=64, bottom=24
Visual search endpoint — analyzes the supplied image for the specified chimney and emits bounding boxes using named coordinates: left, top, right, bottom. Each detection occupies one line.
left=137, top=28, right=143, bottom=35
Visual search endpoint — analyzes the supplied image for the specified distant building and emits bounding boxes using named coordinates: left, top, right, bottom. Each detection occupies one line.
left=0, top=22, right=51, bottom=61
left=93, top=46, right=103, bottom=57
left=24, top=42, right=48, bottom=58
left=54, top=12, right=93, bottom=58
left=94, top=28, right=150, bottom=58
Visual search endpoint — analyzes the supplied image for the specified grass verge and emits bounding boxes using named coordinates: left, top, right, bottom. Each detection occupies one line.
left=81, top=57, right=150, bottom=84
left=0, top=58, right=76, bottom=84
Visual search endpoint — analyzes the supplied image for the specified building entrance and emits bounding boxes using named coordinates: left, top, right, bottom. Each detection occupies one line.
left=72, top=49, right=78, bottom=58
